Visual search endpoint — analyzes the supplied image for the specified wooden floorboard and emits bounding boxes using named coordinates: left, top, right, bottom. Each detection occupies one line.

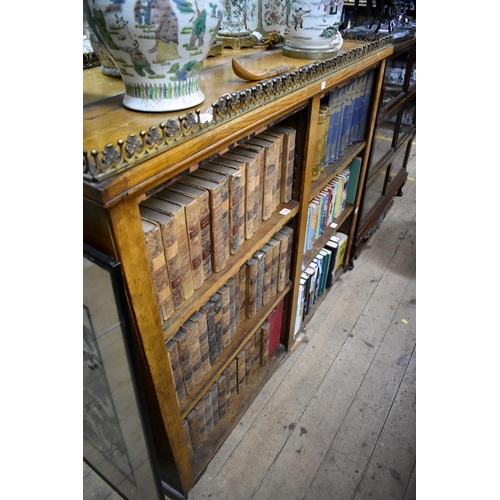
left=84, top=142, right=417, bottom=500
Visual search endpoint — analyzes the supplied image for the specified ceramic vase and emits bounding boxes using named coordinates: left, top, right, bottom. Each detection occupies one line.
left=219, top=0, right=249, bottom=35
left=246, top=0, right=287, bottom=36
left=83, top=0, right=223, bottom=112
left=283, top=0, right=343, bottom=57
left=83, top=17, right=121, bottom=77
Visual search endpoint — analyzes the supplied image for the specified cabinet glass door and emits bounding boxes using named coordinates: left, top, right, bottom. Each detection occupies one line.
left=83, top=243, right=164, bottom=500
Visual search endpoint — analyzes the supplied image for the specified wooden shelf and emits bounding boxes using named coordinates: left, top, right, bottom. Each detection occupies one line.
left=192, top=344, right=287, bottom=479
left=180, top=282, right=292, bottom=420
left=162, top=201, right=299, bottom=339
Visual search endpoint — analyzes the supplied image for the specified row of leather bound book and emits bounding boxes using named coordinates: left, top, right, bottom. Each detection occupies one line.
left=165, top=227, right=294, bottom=407
left=182, top=321, right=270, bottom=458
left=139, top=125, right=297, bottom=324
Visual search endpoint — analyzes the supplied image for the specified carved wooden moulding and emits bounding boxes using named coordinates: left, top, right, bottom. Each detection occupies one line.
left=83, top=36, right=391, bottom=184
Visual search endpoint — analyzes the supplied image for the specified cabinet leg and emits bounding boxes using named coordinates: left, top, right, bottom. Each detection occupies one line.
left=396, top=183, right=405, bottom=197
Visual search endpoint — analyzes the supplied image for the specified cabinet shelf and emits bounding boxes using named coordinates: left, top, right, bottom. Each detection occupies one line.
left=180, top=282, right=292, bottom=420
left=310, top=142, right=366, bottom=201
left=161, top=200, right=299, bottom=339
left=192, top=344, right=287, bottom=478
left=302, top=203, right=354, bottom=269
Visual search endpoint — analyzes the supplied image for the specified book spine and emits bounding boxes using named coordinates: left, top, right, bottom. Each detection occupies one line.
left=294, top=283, right=305, bottom=337
left=210, top=383, right=219, bottom=426
left=180, top=320, right=204, bottom=386
left=209, top=293, right=224, bottom=355
left=191, top=312, right=211, bottom=377
left=174, top=328, right=195, bottom=395
left=253, top=251, right=265, bottom=312
left=196, top=192, right=213, bottom=281
left=187, top=409, right=202, bottom=452
left=243, top=158, right=256, bottom=239
left=245, top=258, right=258, bottom=318
left=269, top=238, right=280, bottom=298
left=279, top=226, right=294, bottom=279
left=165, top=339, right=187, bottom=405
left=262, top=244, right=273, bottom=306
left=216, top=374, right=228, bottom=419
left=162, top=229, right=184, bottom=312
left=226, top=275, right=238, bottom=339
left=194, top=399, right=208, bottom=445
left=238, top=264, right=247, bottom=323
left=222, top=366, right=232, bottom=408
left=260, top=321, right=270, bottom=365
left=227, top=174, right=242, bottom=254
left=200, top=301, right=218, bottom=365
left=244, top=340, right=253, bottom=381
left=202, top=391, right=214, bottom=435
left=218, top=285, right=232, bottom=348
left=236, top=350, right=246, bottom=391
left=183, top=202, right=205, bottom=290
left=229, top=359, right=238, bottom=398
left=252, top=329, right=261, bottom=370
left=142, top=222, right=175, bottom=322
left=281, top=129, right=296, bottom=203
left=312, top=105, right=330, bottom=181
left=182, top=418, right=194, bottom=459
left=170, top=209, right=195, bottom=299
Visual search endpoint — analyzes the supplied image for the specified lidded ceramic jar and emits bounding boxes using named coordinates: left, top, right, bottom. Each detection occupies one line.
left=83, top=0, right=222, bottom=112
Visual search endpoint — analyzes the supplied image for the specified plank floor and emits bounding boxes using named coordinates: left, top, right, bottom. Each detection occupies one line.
left=84, top=144, right=416, bottom=500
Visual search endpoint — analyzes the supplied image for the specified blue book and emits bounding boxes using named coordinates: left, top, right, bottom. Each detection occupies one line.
left=358, top=69, right=375, bottom=142
left=333, top=85, right=346, bottom=161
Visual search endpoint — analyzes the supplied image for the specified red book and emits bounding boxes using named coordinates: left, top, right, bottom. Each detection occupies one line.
left=267, top=299, right=284, bottom=356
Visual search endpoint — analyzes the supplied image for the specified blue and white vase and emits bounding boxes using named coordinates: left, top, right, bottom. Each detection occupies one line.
left=83, top=0, right=223, bottom=112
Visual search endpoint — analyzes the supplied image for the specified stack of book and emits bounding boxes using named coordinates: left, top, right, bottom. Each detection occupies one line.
left=304, top=169, right=350, bottom=252
left=316, top=69, right=375, bottom=170
left=294, top=232, right=349, bottom=337
left=182, top=319, right=271, bottom=456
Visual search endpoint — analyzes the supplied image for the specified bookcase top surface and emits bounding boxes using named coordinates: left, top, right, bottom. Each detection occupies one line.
left=84, top=37, right=397, bottom=204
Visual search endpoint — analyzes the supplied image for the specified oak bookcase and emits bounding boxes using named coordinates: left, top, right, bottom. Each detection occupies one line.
left=83, top=35, right=413, bottom=499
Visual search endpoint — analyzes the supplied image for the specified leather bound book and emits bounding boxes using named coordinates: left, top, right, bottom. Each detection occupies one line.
left=269, top=125, right=296, bottom=203
left=236, top=350, right=246, bottom=391
left=178, top=174, right=227, bottom=273
left=231, top=145, right=263, bottom=232
left=218, top=285, right=232, bottom=348
left=244, top=340, right=253, bottom=380
left=238, top=264, right=247, bottom=323
left=225, top=275, right=238, bottom=339
left=182, top=418, right=194, bottom=459
left=173, top=328, right=195, bottom=395
left=216, top=374, right=228, bottom=419
left=166, top=181, right=212, bottom=281
left=202, top=391, right=214, bottom=435
left=202, top=160, right=243, bottom=253
left=261, top=243, right=273, bottom=306
left=260, top=321, right=270, bottom=366
left=222, top=366, right=232, bottom=408
left=222, top=150, right=255, bottom=239
left=213, top=155, right=246, bottom=246
left=194, top=398, right=208, bottom=445
left=240, top=137, right=275, bottom=221
left=189, top=310, right=211, bottom=377
left=180, top=319, right=203, bottom=386
left=267, top=238, right=281, bottom=298
left=252, top=329, right=261, bottom=371
left=245, top=258, right=258, bottom=318
left=229, top=359, right=238, bottom=398
left=165, top=338, right=187, bottom=405
left=253, top=250, right=265, bottom=312
left=272, top=230, right=289, bottom=293
left=140, top=206, right=184, bottom=310
left=278, top=225, right=294, bottom=281
left=140, top=219, right=175, bottom=322
left=187, top=408, right=202, bottom=451
left=257, top=131, right=283, bottom=211
left=210, top=383, right=219, bottom=426
left=209, top=293, right=224, bottom=355
left=189, top=168, right=230, bottom=262
left=200, top=300, right=218, bottom=365
left=141, top=196, right=195, bottom=299
left=157, top=189, right=205, bottom=287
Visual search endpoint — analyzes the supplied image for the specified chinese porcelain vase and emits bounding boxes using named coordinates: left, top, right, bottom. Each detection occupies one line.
left=83, top=0, right=223, bottom=112
left=84, top=17, right=121, bottom=77
left=284, top=0, right=343, bottom=55
left=247, top=0, right=287, bottom=36
left=219, top=0, right=249, bottom=35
